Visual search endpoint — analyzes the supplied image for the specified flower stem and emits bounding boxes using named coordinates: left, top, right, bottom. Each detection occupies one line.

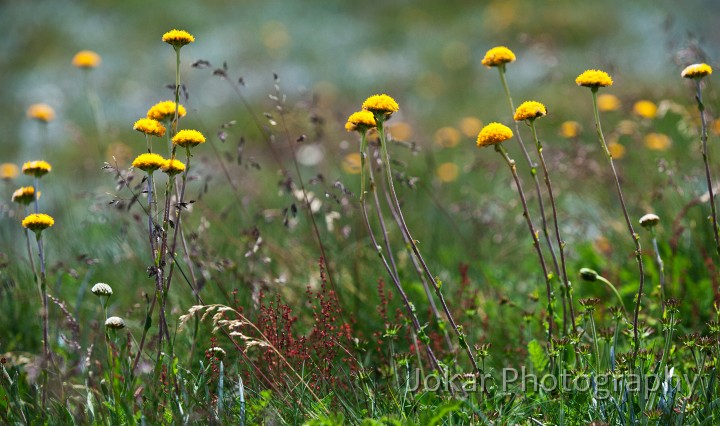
left=694, top=80, right=720, bottom=258
left=357, top=132, right=445, bottom=377
left=495, top=143, right=555, bottom=349
left=590, top=89, right=645, bottom=359
left=650, top=232, right=665, bottom=302
left=529, top=120, right=576, bottom=332
left=376, top=117, right=481, bottom=374
left=498, top=67, right=564, bottom=313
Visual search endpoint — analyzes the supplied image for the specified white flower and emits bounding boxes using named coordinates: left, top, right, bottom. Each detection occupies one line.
left=639, top=213, right=660, bottom=229
left=105, top=316, right=126, bottom=329
left=91, top=283, right=113, bottom=296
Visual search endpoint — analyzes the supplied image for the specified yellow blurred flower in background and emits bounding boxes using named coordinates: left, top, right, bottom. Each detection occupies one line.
left=0, top=163, right=19, bottom=180
left=597, top=94, right=621, bottom=112
left=342, top=153, right=362, bottom=174
left=434, top=126, right=461, bottom=148
left=607, top=142, right=626, bottom=159
left=633, top=100, right=657, bottom=119
left=559, top=121, right=581, bottom=138
left=616, top=120, right=638, bottom=135
left=712, top=119, right=720, bottom=136
left=644, top=133, right=671, bottom=151
left=27, top=103, right=55, bottom=123
left=387, top=121, right=413, bottom=141
left=436, top=162, right=459, bottom=183
left=72, top=50, right=101, bottom=68
left=459, top=117, right=483, bottom=138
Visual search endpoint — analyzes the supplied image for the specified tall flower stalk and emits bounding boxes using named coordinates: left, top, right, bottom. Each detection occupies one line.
left=347, top=111, right=446, bottom=377
left=682, top=63, right=718, bottom=257
left=577, top=69, right=645, bottom=357
left=640, top=214, right=665, bottom=302
left=362, top=94, right=481, bottom=375
left=515, top=100, right=577, bottom=332
left=476, top=122, right=555, bottom=348
left=483, top=47, right=564, bottom=313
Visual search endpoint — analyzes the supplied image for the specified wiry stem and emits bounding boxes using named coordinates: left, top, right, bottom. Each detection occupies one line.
left=528, top=121, right=576, bottom=332
left=495, top=144, right=555, bottom=348
left=498, top=67, right=563, bottom=296
left=694, top=79, right=720, bottom=258
left=650, top=233, right=665, bottom=302
left=358, top=132, right=445, bottom=378
left=375, top=117, right=480, bottom=374
left=590, top=89, right=645, bottom=358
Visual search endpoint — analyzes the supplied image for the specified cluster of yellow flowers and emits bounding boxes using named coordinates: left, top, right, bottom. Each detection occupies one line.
left=7, top=159, right=56, bottom=233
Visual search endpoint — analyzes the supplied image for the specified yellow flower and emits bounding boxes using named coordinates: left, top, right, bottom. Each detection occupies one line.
left=616, top=120, right=638, bottom=135
left=713, top=119, right=720, bottom=136
left=27, top=104, right=55, bottom=123
left=559, top=121, right=581, bottom=138
left=162, top=29, right=195, bottom=48
left=172, top=129, right=206, bottom=148
left=459, top=117, right=483, bottom=137
left=342, top=153, right=362, bottom=174
left=597, top=94, right=621, bottom=111
left=131, top=153, right=165, bottom=172
left=481, top=46, right=516, bottom=67
left=434, top=126, right=461, bottom=148
left=633, top=100, right=657, bottom=119
left=161, top=158, right=186, bottom=175
left=11, top=186, right=37, bottom=205
left=361, top=94, right=399, bottom=117
left=387, top=121, right=413, bottom=140
left=575, top=69, right=613, bottom=88
left=22, top=160, right=52, bottom=177
left=513, top=101, right=547, bottom=121
left=22, top=213, right=54, bottom=233
left=436, top=162, right=459, bottom=183
left=476, top=123, right=513, bottom=147
left=681, top=63, right=712, bottom=79
left=133, top=118, right=166, bottom=137
left=607, top=142, right=626, bottom=159
left=1, top=163, right=19, bottom=180
left=345, top=111, right=376, bottom=132
left=644, top=133, right=671, bottom=151
left=71, top=50, right=101, bottom=68
left=146, top=101, right=187, bottom=122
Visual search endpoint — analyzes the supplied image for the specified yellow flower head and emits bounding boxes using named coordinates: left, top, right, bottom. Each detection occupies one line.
left=681, top=63, right=712, bottom=79
left=133, top=118, right=166, bottom=137
left=476, top=122, right=513, bottom=148
left=11, top=186, right=37, bottom=205
left=22, top=213, right=54, bottom=233
left=146, top=101, right=187, bottom=122
left=361, top=94, right=399, bottom=117
left=575, top=69, right=613, bottom=88
left=1, top=163, right=19, bottom=180
left=607, top=142, right=626, bottom=159
left=434, top=127, right=461, bottom=148
left=559, top=121, right=581, bottom=138
left=131, top=153, right=166, bottom=172
left=161, top=158, right=186, bottom=175
left=633, top=100, right=657, bottom=119
left=436, top=162, right=459, bottom=183
left=342, top=153, right=362, bottom=174
left=597, top=94, right=621, bottom=112
left=345, top=110, right=376, bottom=132
left=72, top=50, right=101, bottom=68
left=481, top=46, right=516, bottom=67
left=172, top=129, right=206, bottom=148
left=162, top=29, right=195, bottom=48
left=514, top=101, right=547, bottom=121
left=27, top=104, right=55, bottom=123
left=644, top=133, right=671, bottom=151
left=22, top=160, right=52, bottom=178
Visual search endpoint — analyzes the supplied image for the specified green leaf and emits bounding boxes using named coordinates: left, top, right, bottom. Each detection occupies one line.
left=528, top=339, right=549, bottom=372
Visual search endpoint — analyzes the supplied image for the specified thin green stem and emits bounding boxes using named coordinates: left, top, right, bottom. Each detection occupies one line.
left=529, top=120, right=576, bottom=332
left=357, top=131, right=444, bottom=376
left=694, top=79, right=720, bottom=258
left=590, top=88, right=645, bottom=359
left=495, top=143, right=555, bottom=349
left=587, top=310, right=601, bottom=370
left=597, top=275, right=628, bottom=316
left=376, top=117, right=480, bottom=374
left=650, top=233, right=665, bottom=302
left=498, top=67, right=563, bottom=313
